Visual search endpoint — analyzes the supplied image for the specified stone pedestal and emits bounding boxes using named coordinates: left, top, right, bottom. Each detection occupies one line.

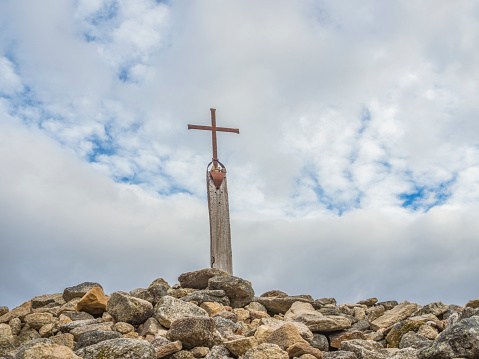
left=206, top=171, right=233, bottom=275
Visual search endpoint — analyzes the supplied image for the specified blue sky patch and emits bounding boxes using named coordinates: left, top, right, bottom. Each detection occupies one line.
left=399, top=179, right=454, bottom=211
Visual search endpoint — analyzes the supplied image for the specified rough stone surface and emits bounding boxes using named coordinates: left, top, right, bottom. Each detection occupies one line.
left=155, top=295, right=209, bottom=328
left=190, top=346, right=210, bottom=358
left=256, top=296, right=313, bottom=314
left=329, top=330, right=367, bottom=349
left=370, top=301, right=419, bottom=331
left=113, top=321, right=134, bottom=334
left=63, top=282, right=103, bottom=302
left=204, top=344, right=232, bottom=359
left=58, top=318, right=98, bottom=333
left=138, top=317, right=164, bottom=337
left=0, top=307, right=8, bottom=317
left=284, top=301, right=318, bottom=321
left=50, top=332, right=75, bottom=349
left=70, top=322, right=114, bottom=341
left=311, top=333, right=329, bottom=351
left=323, top=352, right=358, bottom=359
left=31, top=293, right=65, bottom=309
left=417, top=324, right=438, bottom=340
left=75, top=286, right=108, bottom=315
left=201, top=302, right=226, bottom=316
left=413, top=302, right=449, bottom=317
left=388, top=348, right=419, bottom=359
left=107, top=291, right=154, bottom=325
left=224, top=337, right=258, bottom=357
left=357, top=298, right=378, bottom=306
left=182, top=290, right=230, bottom=306
left=167, top=317, right=216, bottom=349
left=386, top=319, right=425, bottom=347
left=398, top=332, right=432, bottom=350
left=24, top=312, right=54, bottom=330
left=208, top=275, right=254, bottom=308
left=418, top=316, right=479, bottom=359
left=23, top=342, right=81, bottom=359
left=340, top=339, right=388, bottom=359
left=75, top=330, right=122, bottom=349
left=377, top=301, right=398, bottom=311
left=287, top=341, right=323, bottom=358
left=75, top=338, right=156, bottom=358
left=465, top=299, right=479, bottom=309
left=179, top=268, right=230, bottom=290
left=171, top=350, right=195, bottom=359
left=0, top=301, right=31, bottom=324
left=295, top=313, right=352, bottom=332
left=244, top=343, right=288, bottom=359
left=0, top=337, right=15, bottom=357
left=62, top=310, right=94, bottom=321
left=267, top=322, right=309, bottom=350
left=156, top=340, right=183, bottom=358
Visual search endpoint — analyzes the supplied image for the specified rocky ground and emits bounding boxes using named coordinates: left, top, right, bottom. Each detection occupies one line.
left=1, top=268, right=479, bottom=359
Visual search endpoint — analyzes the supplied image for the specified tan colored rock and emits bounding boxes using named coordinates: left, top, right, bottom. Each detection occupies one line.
left=225, top=336, right=258, bottom=357
left=190, top=346, right=209, bottom=357
left=244, top=343, right=288, bottom=358
left=24, top=312, right=54, bottom=330
left=234, top=308, right=251, bottom=322
left=9, top=317, right=21, bottom=335
left=23, top=342, right=81, bottom=359
left=370, top=301, right=419, bottom=331
left=0, top=301, right=31, bottom=323
left=295, top=314, right=352, bottom=332
left=50, top=332, right=75, bottom=349
left=299, top=355, right=318, bottom=359
left=39, top=322, right=55, bottom=337
left=368, top=305, right=385, bottom=323
left=286, top=341, right=323, bottom=359
left=250, top=310, right=270, bottom=320
left=70, top=322, right=113, bottom=340
left=417, top=324, right=439, bottom=339
left=353, top=307, right=366, bottom=320
left=259, top=317, right=313, bottom=343
left=465, top=299, right=479, bottom=308
left=257, top=296, right=313, bottom=314
left=255, top=325, right=275, bottom=344
left=267, top=322, right=309, bottom=350
left=75, top=287, right=108, bottom=315
left=285, top=301, right=318, bottom=321
left=113, top=322, right=134, bottom=334
left=123, top=331, right=139, bottom=339
left=201, top=302, right=225, bottom=316
left=156, top=340, right=183, bottom=358
left=0, top=323, right=13, bottom=340
left=329, top=330, right=367, bottom=349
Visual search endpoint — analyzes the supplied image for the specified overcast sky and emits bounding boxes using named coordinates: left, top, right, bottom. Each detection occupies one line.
left=1, top=0, right=479, bottom=310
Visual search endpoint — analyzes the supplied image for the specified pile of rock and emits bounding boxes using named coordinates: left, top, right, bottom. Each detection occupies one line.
left=1, top=268, right=479, bottom=358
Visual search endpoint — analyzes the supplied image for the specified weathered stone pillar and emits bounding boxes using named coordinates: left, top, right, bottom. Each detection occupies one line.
left=206, top=170, right=233, bottom=275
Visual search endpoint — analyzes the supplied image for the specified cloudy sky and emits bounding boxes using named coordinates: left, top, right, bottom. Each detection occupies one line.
left=1, top=0, right=479, bottom=310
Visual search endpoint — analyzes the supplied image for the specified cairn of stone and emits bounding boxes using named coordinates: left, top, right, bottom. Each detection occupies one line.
left=1, top=269, right=479, bottom=359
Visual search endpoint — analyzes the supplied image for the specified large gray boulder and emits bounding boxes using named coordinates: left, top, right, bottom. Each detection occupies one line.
left=208, top=275, right=254, bottom=308
left=179, top=268, right=230, bottom=289
left=75, top=330, right=122, bottom=350
left=106, top=292, right=154, bottom=325
left=418, top=315, right=479, bottom=359
left=75, top=338, right=156, bottom=359
left=63, top=282, right=103, bottom=302
left=399, top=332, right=432, bottom=350
left=167, top=317, right=216, bottom=349
left=155, top=296, right=209, bottom=328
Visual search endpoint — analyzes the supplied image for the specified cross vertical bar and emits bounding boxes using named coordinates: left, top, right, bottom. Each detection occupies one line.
left=211, top=108, right=218, bottom=169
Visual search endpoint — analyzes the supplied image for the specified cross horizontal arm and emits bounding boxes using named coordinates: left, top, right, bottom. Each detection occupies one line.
left=188, top=124, right=240, bottom=134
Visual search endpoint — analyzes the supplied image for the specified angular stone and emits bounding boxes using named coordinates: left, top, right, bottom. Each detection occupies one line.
left=0, top=307, right=8, bottom=317
left=23, top=342, right=81, bottom=359
left=171, top=351, right=195, bottom=359
left=75, top=287, right=108, bottom=315
left=179, top=268, right=230, bottom=289
left=130, top=288, right=155, bottom=303
left=50, top=332, right=75, bottom=349
left=322, top=352, right=358, bottom=359
left=340, top=339, right=388, bottom=359
left=0, top=337, right=15, bottom=357
left=208, top=275, right=254, bottom=308
left=156, top=340, right=183, bottom=358
left=24, top=312, right=54, bottom=330
left=182, top=290, right=230, bottom=306
left=257, top=296, right=314, bottom=314
left=285, top=301, right=318, bottom=321
left=147, top=282, right=169, bottom=304
left=313, top=298, right=337, bottom=308
left=138, top=317, right=164, bottom=337
left=398, top=332, right=432, bottom=350
left=62, top=310, right=94, bottom=321
left=224, top=337, right=258, bottom=357
left=413, top=302, right=449, bottom=317
left=0, top=301, right=31, bottom=324
left=70, top=322, right=114, bottom=341
left=386, top=319, right=426, bottom=348
left=155, top=296, right=209, bottom=328
left=350, top=319, right=370, bottom=332
left=319, top=306, right=341, bottom=316
left=295, top=313, right=352, bottom=332
left=388, top=348, right=419, bottom=359
left=58, top=319, right=98, bottom=333
left=63, top=282, right=103, bottom=302
left=167, top=317, right=216, bottom=349
left=329, top=331, right=367, bottom=349
left=31, top=293, right=65, bottom=309
left=201, top=302, right=225, bottom=316
left=107, top=291, right=153, bottom=325
left=9, top=317, right=21, bottom=335
left=260, top=290, right=288, bottom=298
left=215, top=316, right=241, bottom=340
left=75, top=330, right=122, bottom=349
left=16, top=326, right=41, bottom=347
left=370, top=301, right=419, bottom=331
left=244, top=343, right=288, bottom=359
left=418, top=316, right=479, bottom=359
left=376, top=301, right=398, bottom=310
left=168, top=288, right=198, bottom=299
left=357, top=298, right=378, bottom=306
left=245, top=302, right=268, bottom=312
left=259, top=317, right=313, bottom=343
left=367, top=305, right=385, bottom=323
left=39, top=323, right=55, bottom=338
left=267, top=322, right=309, bottom=350
left=213, top=310, right=238, bottom=322
left=205, top=344, right=232, bottom=359
left=287, top=341, right=323, bottom=359
left=466, top=299, right=479, bottom=309
left=191, top=346, right=210, bottom=358
left=0, top=323, right=13, bottom=340
left=75, top=338, right=156, bottom=358
left=417, top=324, right=438, bottom=340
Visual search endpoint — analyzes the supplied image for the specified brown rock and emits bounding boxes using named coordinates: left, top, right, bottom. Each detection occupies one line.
left=178, top=268, right=230, bottom=289
left=24, top=312, right=54, bottom=330
left=167, top=317, right=216, bottom=349
left=257, top=296, right=313, bottom=314
left=417, top=324, right=439, bottom=340
left=31, top=293, right=65, bottom=309
left=357, top=298, right=378, bottom=306
left=267, top=322, right=309, bottom=350
left=190, top=346, right=209, bottom=357
left=107, top=291, right=154, bottom=325
left=113, top=322, right=134, bottom=334
left=156, top=340, right=182, bottom=358
left=201, top=302, right=225, bottom=316
left=295, top=314, right=352, bottom=332
left=250, top=310, right=270, bottom=320
left=50, top=333, right=75, bottom=349
left=23, top=342, right=81, bottom=359
left=287, top=341, right=323, bottom=359
left=370, top=301, right=419, bottom=331
left=0, top=301, right=31, bottom=324
left=39, top=323, right=55, bottom=338
left=75, top=287, right=108, bottom=315
left=285, top=301, right=318, bottom=321
left=225, top=337, right=258, bottom=357
left=244, top=343, right=289, bottom=358
left=329, top=331, right=367, bottom=349
left=260, top=290, right=288, bottom=298
left=70, top=322, right=113, bottom=341
left=465, top=299, right=479, bottom=309
left=367, top=305, right=385, bottom=323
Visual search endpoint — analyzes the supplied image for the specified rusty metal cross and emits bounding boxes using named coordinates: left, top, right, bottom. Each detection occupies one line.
left=188, top=108, right=239, bottom=169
